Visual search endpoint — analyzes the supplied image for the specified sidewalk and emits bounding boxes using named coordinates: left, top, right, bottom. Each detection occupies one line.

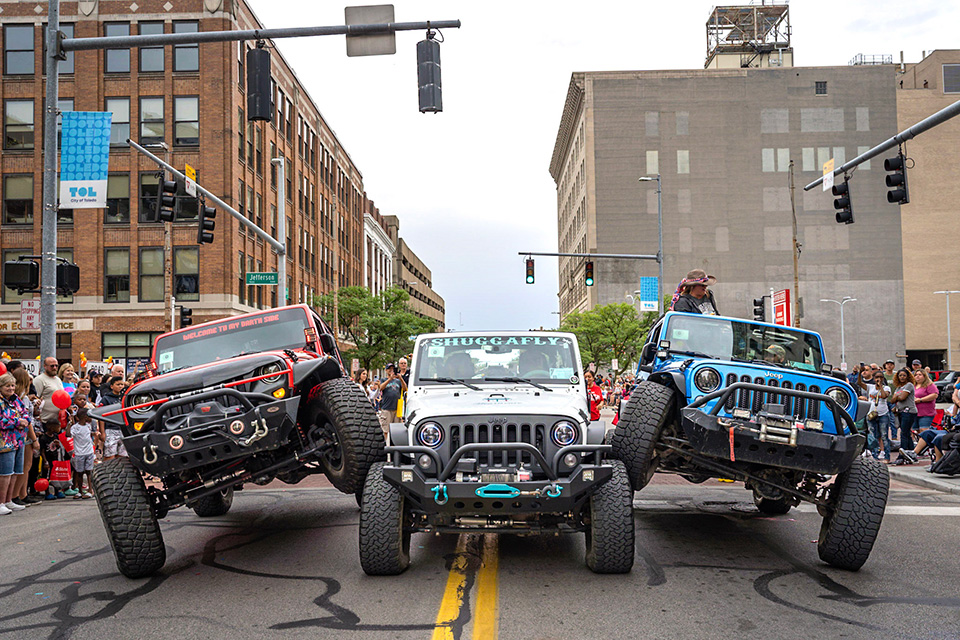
left=887, top=463, right=960, bottom=496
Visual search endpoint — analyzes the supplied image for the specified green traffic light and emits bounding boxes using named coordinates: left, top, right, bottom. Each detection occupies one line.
left=585, top=277, right=594, bottom=286
left=526, top=275, right=535, bottom=284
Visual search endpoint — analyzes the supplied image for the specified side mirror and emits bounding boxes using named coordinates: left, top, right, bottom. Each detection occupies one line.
left=318, top=333, right=337, bottom=354
left=820, top=363, right=833, bottom=375
left=640, top=343, right=656, bottom=364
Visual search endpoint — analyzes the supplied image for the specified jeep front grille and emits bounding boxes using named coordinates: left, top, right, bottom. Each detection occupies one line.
left=720, top=373, right=821, bottom=420
left=449, top=421, right=546, bottom=468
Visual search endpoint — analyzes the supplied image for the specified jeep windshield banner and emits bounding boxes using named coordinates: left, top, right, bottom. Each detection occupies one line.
left=414, top=336, right=579, bottom=384
left=154, top=307, right=311, bottom=372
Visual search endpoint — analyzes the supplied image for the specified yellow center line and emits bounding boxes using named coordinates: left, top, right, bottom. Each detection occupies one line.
left=431, top=535, right=471, bottom=640
left=473, top=534, right=500, bottom=640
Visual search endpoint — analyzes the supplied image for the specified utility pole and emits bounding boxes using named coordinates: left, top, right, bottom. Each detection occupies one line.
left=789, top=160, right=800, bottom=327
left=934, top=290, right=960, bottom=369
left=39, top=0, right=60, bottom=360
left=638, top=175, right=663, bottom=310
left=821, top=297, right=856, bottom=367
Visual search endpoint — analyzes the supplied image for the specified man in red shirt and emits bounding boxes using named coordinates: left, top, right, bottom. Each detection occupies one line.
left=584, top=370, right=603, bottom=421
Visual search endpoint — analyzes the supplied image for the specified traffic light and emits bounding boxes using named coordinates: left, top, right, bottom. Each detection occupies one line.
left=884, top=151, right=909, bottom=205
left=753, top=297, right=766, bottom=322
left=525, top=258, right=535, bottom=284
left=585, top=261, right=594, bottom=286
left=155, top=175, right=177, bottom=223
left=3, top=260, right=39, bottom=293
left=832, top=177, right=854, bottom=224
left=416, top=32, right=442, bottom=113
left=246, top=45, right=273, bottom=122
left=179, top=306, right=193, bottom=328
left=197, top=197, right=216, bottom=245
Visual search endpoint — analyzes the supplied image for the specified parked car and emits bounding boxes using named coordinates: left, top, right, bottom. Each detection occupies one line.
left=935, top=371, right=959, bottom=402
left=610, top=311, right=888, bottom=571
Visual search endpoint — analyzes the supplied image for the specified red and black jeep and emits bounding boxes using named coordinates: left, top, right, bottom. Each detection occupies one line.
left=89, top=304, right=383, bottom=578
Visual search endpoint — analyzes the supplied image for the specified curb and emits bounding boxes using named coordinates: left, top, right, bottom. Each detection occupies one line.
left=887, top=467, right=960, bottom=496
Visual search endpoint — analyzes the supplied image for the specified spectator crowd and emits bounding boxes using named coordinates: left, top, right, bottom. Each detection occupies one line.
left=0, top=356, right=135, bottom=516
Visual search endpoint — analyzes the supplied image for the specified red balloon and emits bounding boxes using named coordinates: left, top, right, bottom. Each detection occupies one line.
left=52, top=389, right=71, bottom=410
left=0, top=361, right=6, bottom=375
left=34, top=478, right=49, bottom=493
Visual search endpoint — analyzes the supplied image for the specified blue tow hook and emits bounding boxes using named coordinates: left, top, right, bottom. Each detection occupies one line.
left=544, top=484, right=562, bottom=498
left=431, top=484, right=448, bottom=505
left=475, top=484, right=521, bottom=499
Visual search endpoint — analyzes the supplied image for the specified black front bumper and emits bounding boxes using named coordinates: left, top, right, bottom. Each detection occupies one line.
left=383, top=442, right=613, bottom=516
left=122, top=390, right=300, bottom=475
left=680, top=407, right=864, bottom=475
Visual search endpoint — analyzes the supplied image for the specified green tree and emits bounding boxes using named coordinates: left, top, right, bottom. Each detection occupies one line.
left=312, top=286, right=436, bottom=371
left=560, top=302, right=657, bottom=379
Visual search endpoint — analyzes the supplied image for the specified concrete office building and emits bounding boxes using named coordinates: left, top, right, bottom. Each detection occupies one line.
left=382, top=215, right=445, bottom=331
left=550, top=3, right=914, bottom=366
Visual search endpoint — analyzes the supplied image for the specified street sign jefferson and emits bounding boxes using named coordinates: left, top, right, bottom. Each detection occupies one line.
left=245, top=272, right=279, bottom=285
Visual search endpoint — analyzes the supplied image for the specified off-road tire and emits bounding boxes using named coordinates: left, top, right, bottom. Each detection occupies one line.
left=310, top=377, right=385, bottom=495
left=754, top=495, right=792, bottom=515
left=91, top=457, right=166, bottom=578
left=818, top=456, right=889, bottom=571
left=584, top=460, right=635, bottom=574
left=359, top=462, right=410, bottom=575
left=191, top=487, right=234, bottom=517
left=609, top=381, right=676, bottom=490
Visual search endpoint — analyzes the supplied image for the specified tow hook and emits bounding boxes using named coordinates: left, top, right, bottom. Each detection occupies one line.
left=142, top=444, right=158, bottom=465
left=239, top=418, right=269, bottom=447
left=474, top=483, right=564, bottom=499
left=544, top=483, right=562, bottom=498
left=431, top=484, right=449, bottom=505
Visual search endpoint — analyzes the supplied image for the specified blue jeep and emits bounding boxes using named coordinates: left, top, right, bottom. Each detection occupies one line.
left=609, top=312, right=889, bottom=571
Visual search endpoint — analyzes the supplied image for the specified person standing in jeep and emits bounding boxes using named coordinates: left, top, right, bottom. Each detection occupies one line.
left=669, top=269, right=719, bottom=315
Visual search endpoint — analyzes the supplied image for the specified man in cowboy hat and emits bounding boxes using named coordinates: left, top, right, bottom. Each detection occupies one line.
left=764, top=344, right=786, bottom=364
left=670, top=269, right=719, bottom=315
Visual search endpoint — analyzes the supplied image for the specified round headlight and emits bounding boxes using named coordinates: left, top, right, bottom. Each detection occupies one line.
left=258, top=362, right=284, bottom=384
left=694, top=367, right=721, bottom=393
left=130, top=394, right=154, bottom=414
left=826, top=387, right=851, bottom=408
left=417, top=422, right=444, bottom=448
left=551, top=421, right=579, bottom=447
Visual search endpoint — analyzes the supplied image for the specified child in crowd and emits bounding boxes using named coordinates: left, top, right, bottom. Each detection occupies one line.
left=66, top=407, right=96, bottom=499
left=38, top=419, right=69, bottom=500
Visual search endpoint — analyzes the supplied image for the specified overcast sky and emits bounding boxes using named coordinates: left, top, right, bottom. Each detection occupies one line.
left=246, top=0, right=958, bottom=332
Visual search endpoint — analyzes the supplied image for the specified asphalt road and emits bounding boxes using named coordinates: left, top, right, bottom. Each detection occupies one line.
left=2, top=478, right=960, bottom=640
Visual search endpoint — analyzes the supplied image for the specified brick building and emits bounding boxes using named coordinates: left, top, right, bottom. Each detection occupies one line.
left=0, top=0, right=442, bottom=368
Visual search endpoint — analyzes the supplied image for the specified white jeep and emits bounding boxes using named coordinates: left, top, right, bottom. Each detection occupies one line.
left=358, top=331, right=634, bottom=575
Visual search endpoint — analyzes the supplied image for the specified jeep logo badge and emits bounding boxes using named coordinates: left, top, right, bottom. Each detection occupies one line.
left=229, top=420, right=245, bottom=435
left=763, top=371, right=784, bottom=379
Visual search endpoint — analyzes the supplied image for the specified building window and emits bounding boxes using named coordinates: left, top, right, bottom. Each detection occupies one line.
left=761, top=148, right=775, bottom=173
left=815, top=81, right=828, bottom=95
left=4, top=25, right=34, bottom=75
left=3, top=175, right=33, bottom=225
left=139, top=22, right=164, bottom=72
left=43, top=24, right=74, bottom=74
left=174, top=247, right=199, bottom=301
left=646, top=150, right=658, bottom=175
left=944, top=64, right=960, bottom=94
left=857, top=146, right=872, bottom=170
left=276, top=89, right=285, bottom=135
left=238, top=180, right=246, bottom=217
left=247, top=186, right=254, bottom=222
left=176, top=178, right=198, bottom=220
left=285, top=100, right=293, bottom=139
left=105, top=174, right=130, bottom=224
left=4, top=100, right=34, bottom=150
left=247, top=121, right=254, bottom=164
left=102, top=332, right=163, bottom=360
left=2, top=248, right=29, bottom=304
left=140, top=97, right=164, bottom=145
left=238, top=108, right=244, bottom=160
left=139, top=172, right=159, bottom=223
left=106, top=98, right=130, bottom=147
left=139, top=248, right=164, bottom=302
left=174, top=96, right=199, bottom=146
left=256, top=194, right=263, bottom=227
left=104, top=248, right=130, bottom=303
left=238, top=42, right=245, bottom=89
left=53, top=98, right=73, bottom=149
left=104, top=23, right=130, bottom=73
left=256, top=126, right=263, bottom=174
left=270, top=144, right=277, bottom=187
left=173, top=21, right=199, bottom=72
left=677, top=150, right=690, bottom=174
left=270, top=204, right=277, bottom=236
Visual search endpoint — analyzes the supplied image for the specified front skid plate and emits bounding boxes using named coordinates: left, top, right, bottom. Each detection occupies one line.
left=382, top=464, right=613, bottom=515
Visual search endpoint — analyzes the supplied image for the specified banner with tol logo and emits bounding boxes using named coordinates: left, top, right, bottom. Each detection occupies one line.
left=639, top=277, right=659, bottom=312
left=59, top=112, right=112, bottom=209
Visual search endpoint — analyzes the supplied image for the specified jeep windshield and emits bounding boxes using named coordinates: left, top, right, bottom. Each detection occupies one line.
left=154, top=307, right=312, bottom=372
left=414, top=335, right=579, bottom=386
left=663, top=314, right=823, bottom=373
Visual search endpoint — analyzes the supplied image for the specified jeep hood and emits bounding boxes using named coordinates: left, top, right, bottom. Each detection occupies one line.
left=128, top=352, right=291, bottom=396
left=404, top=386, right=589, bottom=426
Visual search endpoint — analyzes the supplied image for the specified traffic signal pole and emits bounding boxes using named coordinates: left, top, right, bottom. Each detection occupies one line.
left=36, top=0, right=461, bottom=360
